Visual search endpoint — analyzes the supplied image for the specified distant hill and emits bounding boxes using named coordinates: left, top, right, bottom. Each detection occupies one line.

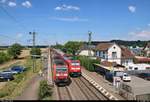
left=0, top=45, right=48, bottom=48
left=110, top=40, right=150, bottom=47
left=88, top=40, right=150, bottom=48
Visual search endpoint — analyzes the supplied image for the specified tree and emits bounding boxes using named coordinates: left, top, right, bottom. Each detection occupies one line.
left=30, top=48, right=41, bottom=58
left=7, top=43, right=23, bottom=59
left=64, top=41, right=83, bottom=55
left=52, top=44, right=64, bottom=50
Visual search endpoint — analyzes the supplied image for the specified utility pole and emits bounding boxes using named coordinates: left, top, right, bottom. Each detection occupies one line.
left=29, top=31, right=37, bottom=73
left=88, top=31, right=92, bottom=57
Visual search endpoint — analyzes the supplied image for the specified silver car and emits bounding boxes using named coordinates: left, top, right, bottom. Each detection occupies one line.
left=2, top=70, right=18, bottom=75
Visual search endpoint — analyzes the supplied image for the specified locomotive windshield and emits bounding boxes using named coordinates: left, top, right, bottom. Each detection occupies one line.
left=56, top=68, right=67, bottom=72
left=71, top=62, right=80, bottom=66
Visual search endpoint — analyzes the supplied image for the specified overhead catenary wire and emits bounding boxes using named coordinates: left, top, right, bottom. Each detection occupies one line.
left=0, top=4, right=30, bottom=45
left=0, top=5, right=29, bottom=31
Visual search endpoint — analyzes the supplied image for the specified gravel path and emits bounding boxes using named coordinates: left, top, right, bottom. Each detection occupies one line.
left=15, top=75, right=43, bottom=100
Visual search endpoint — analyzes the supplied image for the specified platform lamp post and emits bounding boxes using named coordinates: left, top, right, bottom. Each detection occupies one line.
left=112, top=62, right=115, bottom=86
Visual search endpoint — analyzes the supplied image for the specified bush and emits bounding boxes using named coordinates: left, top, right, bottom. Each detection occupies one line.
left=13, top=74, right=25, bottom=83
left=0, top=92, right=8, bottom=98
left=77, top=56, right=100, bottom=72
left=0, top=52, right=11, bottom=64
left=38, top=80, right=52, bottom=100
left=30, top=48, right=41, bottom=58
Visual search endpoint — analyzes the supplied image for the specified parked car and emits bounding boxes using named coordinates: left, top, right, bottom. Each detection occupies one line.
left=115, top=71, right=131, bottom=82
left=2, top=70, right=18, bottom=75
left=122, top=73, right=131, bottom=82
left=10, top=66, right=26, bottom=73
left=137, top=73, right=150, bottom=81
left=0, top=73, right=14, bottom=81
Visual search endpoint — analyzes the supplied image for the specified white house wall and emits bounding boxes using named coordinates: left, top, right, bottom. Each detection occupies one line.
left=79, top=50, right=94, bottom=56
left=108, top=44, right=121, bottom=64
left=122, top=59, right=133, bottom=67
left=127, top=63, right=150, bottom=70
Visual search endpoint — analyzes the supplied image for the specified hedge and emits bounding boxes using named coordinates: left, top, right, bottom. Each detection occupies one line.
left=38, top=80, right=53, bottom=100
left=77, top=56, right=100, bottom=72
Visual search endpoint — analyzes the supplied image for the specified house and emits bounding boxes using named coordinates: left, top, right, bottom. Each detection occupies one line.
left=78, top=43, right=95, bottom=56
left=126, top=63, right=150, bottom=71
left=95, top=43, right=134, bottom=67
left=143, top=42, right=150, bottom=57
left=129, top=48, right=143, bottom=56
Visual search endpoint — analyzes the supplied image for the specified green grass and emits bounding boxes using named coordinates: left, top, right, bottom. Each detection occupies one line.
left=0, top=61, right=21, bottom=71
left=0, top=58, right=42, bottom=100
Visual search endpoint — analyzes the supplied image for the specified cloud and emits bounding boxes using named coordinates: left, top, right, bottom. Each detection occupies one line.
left=129, top=30, right=150, bottom=37
left=136, top=31, right=150, bottom=37
left=0, top=0, right=6, bottom=3
left=8, top=1, right=16, bottom=7
left=128, top=5, right=136, bottom=13
left=55, top=4, right=80, bottom=11
left=16, top=33, right=23, bottom=38
left=148, top=24, right=150, bottom=26
left=22, top=1, right=32, bottom=8
left=50, top=17, right=88, bottom=22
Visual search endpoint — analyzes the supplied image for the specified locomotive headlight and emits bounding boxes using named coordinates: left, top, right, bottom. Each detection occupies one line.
left=56, top=74, right=60, bottom=76
left=63, top=74, right=68, bottom=76
left=76, top=68, right=80, bottom=70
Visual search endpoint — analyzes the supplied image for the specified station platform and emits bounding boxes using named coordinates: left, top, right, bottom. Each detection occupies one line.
left=81, top=67, right=125, bottom=100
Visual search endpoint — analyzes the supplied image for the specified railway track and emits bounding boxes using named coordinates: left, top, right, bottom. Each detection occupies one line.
left=72, top=76, right=108, bottom=100
left=55, top=76, right=109, bottom=100
left=57, top=85, right=73, bottom=100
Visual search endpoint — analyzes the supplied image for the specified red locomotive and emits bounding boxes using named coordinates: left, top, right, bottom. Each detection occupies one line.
left=52, top=58, right=70, bottom=85
left=63, top=56, right=82, bottom=77
left=52, top=48, right=81, bottom=77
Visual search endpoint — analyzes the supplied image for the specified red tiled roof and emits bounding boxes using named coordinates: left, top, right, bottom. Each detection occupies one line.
left=101, top=61, right=117, bottom=67
left=121, top=46, right=135, bottom=59
left=96, top=43, right=113, bottom=51
left=136, top=57, right=150, bottom=63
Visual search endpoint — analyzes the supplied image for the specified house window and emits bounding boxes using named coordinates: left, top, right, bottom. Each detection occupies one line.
left=126, top=60, right=128, bottom=66
left=96, top=51, right=99, bottom=57
left=146, top=67, right=150, bottom=70
left=129, top=67, right=132, bottom=70
left=134, top=67, right=138, bottom=70
left=112, top=52, right=117, bottom=59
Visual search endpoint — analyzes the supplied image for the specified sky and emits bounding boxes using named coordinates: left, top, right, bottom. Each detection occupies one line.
left=0, top=0, right=150, bottom=45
